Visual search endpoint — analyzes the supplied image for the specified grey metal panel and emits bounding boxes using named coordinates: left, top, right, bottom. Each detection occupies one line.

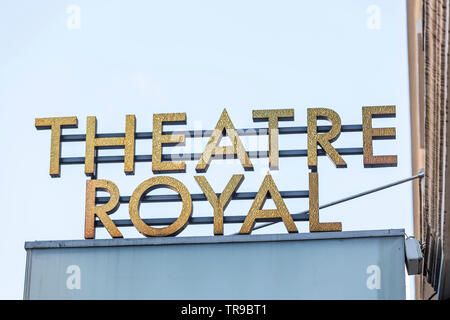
left=24, top=229, right=406, bottom=300
left=23, top=250, right=32, bottom=300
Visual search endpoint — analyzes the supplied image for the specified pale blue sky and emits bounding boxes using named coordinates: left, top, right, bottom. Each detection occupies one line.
left=0, top=0, right=414, bottom=299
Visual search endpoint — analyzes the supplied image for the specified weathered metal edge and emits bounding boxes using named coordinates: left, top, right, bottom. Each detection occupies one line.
left=24, top=229, right=405, bottom=249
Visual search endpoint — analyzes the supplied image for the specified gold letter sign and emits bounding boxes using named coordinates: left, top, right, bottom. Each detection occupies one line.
left=37, top=105, right=400, bottom=239
left=194, top=174, right=244, bottom=235
left=309, top=171, right=342, bottom=232
left=307, top=108, right=346, bottom=169
left=35, top=116, right=78, bottom=177
left=152, top=113, right=187, bottom=173
left=240, top=172, right=298, bottom=234
left=252, top=109, right=294, bottom=170
left=196, top=108, right=253, bottom=172
left=362, top=106, right=397, bottom=167
left=85, top=179, right=122, bottom=239
left=129, top=176, right=192, bottom=237
left=85, top=115, right=136, bottom=177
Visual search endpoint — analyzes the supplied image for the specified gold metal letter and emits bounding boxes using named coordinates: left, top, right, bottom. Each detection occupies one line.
left=35, top=117, right=78, bottom=177
left=252, top=109, right=294, bottom=170
left=152, top=113, right=186, bottom=173
left=196, top=109, right=253, bottom=172
left=309, top=171, right=342, bottom=232
left=240, top=172, right=298, bottom=234
left=307, top=108, right=346, bottom=169
left=129, top=176, right=192, bottom=237
left=194, top=174, right=244, bottom=235
left=85, top=179, right=122, bottom=239
left=362, top=106, right=397, bottom=167
left=85, top=115, right=136, bottom=177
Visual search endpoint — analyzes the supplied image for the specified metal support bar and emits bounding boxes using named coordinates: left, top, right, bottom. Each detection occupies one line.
left=95, top=212, right=310, bottom=228
left=95, top=190, right=308, bottom=227
left=61, top=124, right=363, bottom=142
left=247, top=171, right=426, bottom=233
left=61, top=147, right=364, bottom=165
left=96, top=190, right=309, bottom=204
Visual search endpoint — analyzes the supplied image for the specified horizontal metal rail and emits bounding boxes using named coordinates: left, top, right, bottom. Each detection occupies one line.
left=61, top=147, right=364, bottom=165
left=95, top=212, right=310, bottom=228
left=96, top=190, right=309, bottom=204
left=61, top=124, right=363, bottom=142
left=95, top=190, right=308, bottom=227
left=58, top=124, right=364, bottom=165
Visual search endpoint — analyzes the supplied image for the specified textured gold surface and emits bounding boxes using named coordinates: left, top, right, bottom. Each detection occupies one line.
left=124, top=115, right=136, bottom=173
left=307, top=108, right=346, bottom=169
left=309, top=171, right=342, bottom=232
left=239, top=172, right=298, bottom=234
left=129, top=176, right=192, bottom=237
left=252, top=109, right=294, bottom=170
left=196, top=109, right=253, bottom=172
left=35, top=116, right=78, bottom=177
left=195, top=174, right=244, bottom=235
left=85, top=179, right=122, bottom=239
left=152, top=113, right=186, bottom=173
left=85, top=115, right=135, bottom=177
left=362, top=106, right=397, bottom=167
